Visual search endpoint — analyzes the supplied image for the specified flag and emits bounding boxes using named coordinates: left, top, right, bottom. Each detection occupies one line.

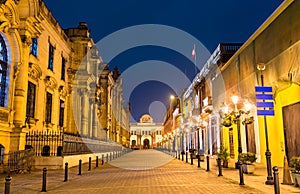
left=191, top=44, right=196, bottom=59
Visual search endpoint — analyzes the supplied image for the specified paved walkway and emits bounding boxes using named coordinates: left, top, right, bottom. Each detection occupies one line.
left=0, top=149, right=299, bottom=193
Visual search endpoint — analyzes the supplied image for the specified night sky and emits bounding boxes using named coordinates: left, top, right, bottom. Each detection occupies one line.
left=44, top=0, right=283, bottom=123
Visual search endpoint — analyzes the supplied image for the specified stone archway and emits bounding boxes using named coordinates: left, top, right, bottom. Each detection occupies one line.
left=131, top=140, right=136, bottom=149
left=143, top=139, right=150, bottom=149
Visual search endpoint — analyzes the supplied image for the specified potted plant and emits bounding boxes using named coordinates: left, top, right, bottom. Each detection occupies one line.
left=217, top=146, right=230, bottom=168
left=238, top=152, right=257, bottom=174
left=289, top=156, right=300, bottom=187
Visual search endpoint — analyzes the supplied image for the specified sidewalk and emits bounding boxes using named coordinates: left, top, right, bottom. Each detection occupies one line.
left=0, top=150, right=299, bottom=193
left=176, top=153, right=300, bottom=194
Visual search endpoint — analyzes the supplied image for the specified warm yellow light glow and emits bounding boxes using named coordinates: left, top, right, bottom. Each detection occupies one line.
left=231, top=95, right=239, bottom=105
left=257, top=63, right=266, bottom=71
left=170, top=95, right=175, bottom=100
left=203, top=121, right=208, bottom=127
left=244, top=100, right=252, bottom=111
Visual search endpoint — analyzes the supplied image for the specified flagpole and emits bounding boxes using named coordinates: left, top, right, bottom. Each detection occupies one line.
left=194, top=48, right=197, bottom=75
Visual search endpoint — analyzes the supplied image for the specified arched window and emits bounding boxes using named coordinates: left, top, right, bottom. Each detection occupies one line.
left=0, top=35, right=8, bottom=107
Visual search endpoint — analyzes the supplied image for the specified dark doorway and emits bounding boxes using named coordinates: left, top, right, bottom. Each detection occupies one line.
left=245, top=122, right=256, bottom=153
left=131, top=140, right=136, bottom=149
left=282, top=102, right=300, bottom=162
left=143, top=139, right=150, bottom=149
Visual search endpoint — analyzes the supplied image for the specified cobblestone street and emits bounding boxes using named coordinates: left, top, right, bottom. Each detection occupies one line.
left=0, top=150, right=274, bottom=194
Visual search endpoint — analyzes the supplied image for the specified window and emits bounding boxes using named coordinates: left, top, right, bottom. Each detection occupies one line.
left=48, top=43, right=54, bottom=70
left=61, top=57, right=66, bottom=80
left=26, top=82, right=36, bottom=118
left=30, top=38, right=38, bottom=57
left=59, top=100, right=64, bottom=127
left=45, top=92, right=52, bottom=123
left=0, top=35, right=7, bottom=107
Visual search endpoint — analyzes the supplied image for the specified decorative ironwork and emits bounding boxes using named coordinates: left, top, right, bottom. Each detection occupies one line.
left=26, top=131, right=122, bottom=156
left=6, top=149, right=34, bottom=173
left=26, top=130, right=63, bottom=156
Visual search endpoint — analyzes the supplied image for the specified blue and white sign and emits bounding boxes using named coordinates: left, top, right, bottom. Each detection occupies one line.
left=255, top=86, right=274, bottom=116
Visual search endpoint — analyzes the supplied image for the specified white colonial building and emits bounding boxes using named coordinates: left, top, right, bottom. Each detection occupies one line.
left=130, top=114, right=162, bottom=149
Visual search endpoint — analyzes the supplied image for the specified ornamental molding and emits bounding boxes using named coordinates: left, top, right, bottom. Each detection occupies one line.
left=28, top=62, right=42, bottom=82
left=44, top=75, right=57, bottom=91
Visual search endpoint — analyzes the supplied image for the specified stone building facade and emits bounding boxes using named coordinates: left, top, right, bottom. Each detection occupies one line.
left=130, top=114, right=162, bottom=149
left=0, top=0, right=130, bottom=170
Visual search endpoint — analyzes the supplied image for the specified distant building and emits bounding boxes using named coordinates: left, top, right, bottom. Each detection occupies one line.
left=130, top=114, right=162, bottom=149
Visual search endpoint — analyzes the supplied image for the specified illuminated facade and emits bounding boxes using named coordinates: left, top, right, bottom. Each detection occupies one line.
left=130, top=114, right=162, bottom=149
left=179, top=0, right=300, bottom=168
left=0, top=0, right=129, bottom=170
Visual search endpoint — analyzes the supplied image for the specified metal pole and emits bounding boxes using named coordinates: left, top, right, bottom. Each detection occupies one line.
left=102, top=154, right=104, bottom=165
left=217, top=158, right=223, bottom=176
left=261, top=74, right=274, bottom=185
left=273, top=166, right=280, bottom=194
left=190, top=153, right=193, bottom=165
left=96, top=156, right=99, bottom=167
left=186, top=151, right=188, bottom=163
left=238, top=161, right=245, bottom=185
left=41, top=168, right=47, bottom=192
left=206, top=155, right=210, bottom=171
left=4, top=176, right=11, bottom=194
left=198, top=156, right=200, bottom=168
left=78, top=159, right=82, bottom=175
left=88, top=157, right=91, bottom=171
left=64, top=162, right=68, bottom=182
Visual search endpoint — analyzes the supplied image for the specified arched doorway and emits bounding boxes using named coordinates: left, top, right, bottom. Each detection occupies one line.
left=131, top=140, right=136, bottom=149
left=143, top=139, right=150, bottom=149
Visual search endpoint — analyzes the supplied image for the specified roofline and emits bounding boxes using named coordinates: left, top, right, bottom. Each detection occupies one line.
left=220, top=0, right=294, bottom=71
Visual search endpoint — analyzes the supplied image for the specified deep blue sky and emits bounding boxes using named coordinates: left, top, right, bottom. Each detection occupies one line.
left=44, top=0, right=283, bottom=123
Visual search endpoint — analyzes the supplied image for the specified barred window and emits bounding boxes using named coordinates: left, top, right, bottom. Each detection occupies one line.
left=26, top=82, right=36, bottom=118
left=30, top=38, right=38, bottom=57
left=0, top=35, right=8, bottom=107
left=61, top=57, right=66, bottom=80
left=45, top=92, right=52, bottom=123
left=59, top=100, right=64, bottom=127
left=48, top=43, right=54, bottom=70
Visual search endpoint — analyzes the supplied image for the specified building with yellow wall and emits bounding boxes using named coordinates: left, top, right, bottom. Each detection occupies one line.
left=0, top=0, right=129, bottom=170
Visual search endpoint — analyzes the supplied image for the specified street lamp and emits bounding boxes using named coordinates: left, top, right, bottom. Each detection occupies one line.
left=220, top=96, right=252, bottom=168
left=257, top=63, right=274, bottom=185
left=231, top=95, right=242, bottom=155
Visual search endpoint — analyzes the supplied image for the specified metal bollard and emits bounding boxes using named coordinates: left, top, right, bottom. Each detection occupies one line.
left=238, top=161, right=245, bottom=185
left=64, top=162, right=68, bottom=182
left=41, top=168, right=47, bottom=192
left=182, top=152, right=184, bottom=161
left=175, top=151, right=177, bottom=159
left=186, top=152, right=188, bottom=163
left=198, top=156, right=200, bottom=168
left=102, top=154, right=104, bottom=165
left=78, top=159, right=82, bottom=175
left=106, top=153, right=108, bottom=163
left=206, top=155, right=210, bottom=171
left=4, top=176, right=11, bottom=194
left=217, top=158, right=223, bottom=176
left=88, top=157, right=91, bottom=171
left=110, top=153, right=112, bottom=161
left=190, top=153, right=193, bottom=165
left=178, top=151, right=180, bottom=160
left=273, top=166, right=280, bottom=194
left=96, top=156, right=99, bottom=167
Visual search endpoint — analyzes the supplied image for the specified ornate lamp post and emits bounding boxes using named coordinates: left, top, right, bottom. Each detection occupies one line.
left=257, top=63, right=274, bottom=185
left=220, top=96, right=253, bottom=168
